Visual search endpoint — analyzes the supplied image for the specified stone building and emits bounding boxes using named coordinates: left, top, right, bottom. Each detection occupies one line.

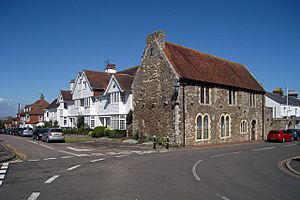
left=132, top=31, right=266, bottom=146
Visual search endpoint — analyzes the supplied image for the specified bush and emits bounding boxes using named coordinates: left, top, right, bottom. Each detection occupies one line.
left=76, top=127, right=91, bottom=135
left=126, top=110, right=133, bottom=125
left=77, top=116, right=85, bottom=129
left=157, top=136, right=167, bottom=146
left=63, top=128, right=77, bottom=134
left=132, top=132, right=148, bottom=143
left=107, top=129, right=127, bottom=138
left=104, top=127, right=111, bottom=137
left=91, top=126, right=106, bottom=137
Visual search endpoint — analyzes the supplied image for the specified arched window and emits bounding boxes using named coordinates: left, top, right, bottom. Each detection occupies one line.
left=221, top=116, right=225, bottom=137
left=225, top=116, right=230, bottom=137
left=220, top=114, right=231, bottom=138
left=195, top=114, right=210, bottom=141
left=203, top=115, right=209, bottom=139
left=196, top=115, right=202, bottom=140
left=240, top=120, right=248, bottom=134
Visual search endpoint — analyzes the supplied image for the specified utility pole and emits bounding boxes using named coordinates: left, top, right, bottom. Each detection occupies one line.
left=286, top=86, right=289, bottom=129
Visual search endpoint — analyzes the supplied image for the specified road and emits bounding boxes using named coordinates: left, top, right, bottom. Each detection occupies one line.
left=0, top=134, right=299, bottom=200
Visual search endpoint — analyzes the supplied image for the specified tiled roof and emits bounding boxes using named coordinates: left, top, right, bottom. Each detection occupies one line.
left=117, top=66, right=139, bottom=77
left=30, top=107, right=45, bottom=115
left=29, top=98, right=49, bottom=115
left=163, top=42, right=265, bottom=93
left=114, top=74, right=134, bottom=92
left=266, top=92, right=300, bottom=106
left=84, top=70, right=111, bottom=90
left=47, top=99, right=59, bottom=109
left=84, top=66, right=137, bottom=92
left=61, top=90, right=72, bottom=101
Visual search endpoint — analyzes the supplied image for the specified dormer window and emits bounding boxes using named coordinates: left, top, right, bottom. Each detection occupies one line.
left=110, top=92, right=120, bottom=103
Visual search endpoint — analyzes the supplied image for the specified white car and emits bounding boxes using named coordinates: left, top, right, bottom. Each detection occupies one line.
left=22, top=128, right=33, bottom=137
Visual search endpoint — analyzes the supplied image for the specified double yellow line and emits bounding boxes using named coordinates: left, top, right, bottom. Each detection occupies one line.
left=278, top=156, right=300, bottom=180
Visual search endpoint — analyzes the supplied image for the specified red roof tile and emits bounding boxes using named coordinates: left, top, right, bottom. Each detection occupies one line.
left=61, top=90, right=72, bottom=101
left=83, top=70, right=111, bottom=90
left=117, top=66, right=139, bottom=77
left=163, top=42, right=265, bottom=92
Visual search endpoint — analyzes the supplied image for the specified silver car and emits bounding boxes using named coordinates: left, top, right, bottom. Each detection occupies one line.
left=22, top=128, right=33, bottom=137
left=42, top=128, right=65, bottom=143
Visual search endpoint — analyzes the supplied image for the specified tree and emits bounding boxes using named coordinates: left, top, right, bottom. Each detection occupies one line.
left=0, top=120, right=4, bottom=129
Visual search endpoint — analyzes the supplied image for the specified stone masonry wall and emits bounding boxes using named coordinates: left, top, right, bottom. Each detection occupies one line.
left=182, top=85, right=264, bottom=145
left=132, top=31, right=180, bottom=144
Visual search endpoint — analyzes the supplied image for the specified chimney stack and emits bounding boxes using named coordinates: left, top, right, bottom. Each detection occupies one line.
left=273, top=88, right=284, bottom=96
left=105, top=64, right=116, bottom=73
left=288, top=90, right=298, bottom=98
left=70, top=79, right=75, bottom=91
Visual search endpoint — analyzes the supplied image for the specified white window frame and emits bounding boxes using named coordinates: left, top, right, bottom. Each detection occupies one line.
left=240, top=120, right=248, bottom=134
left=199, top=86, right=210, bottom=105
left=249, top=93, right=256, bottom=107
left=220, top=114, right=231, bottom=138
left=110, top=92, right=120, bottom=104
left=229, top=90, right=237, bottom=105
left=195, top=113, right=211, bottom=141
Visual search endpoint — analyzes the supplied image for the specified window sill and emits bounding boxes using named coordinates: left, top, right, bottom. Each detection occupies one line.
left=195, top=138, right=210, bottom=142
left=220, top=136, right=231, bottom=139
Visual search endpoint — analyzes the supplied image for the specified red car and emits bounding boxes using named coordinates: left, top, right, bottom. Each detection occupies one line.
left=267, top=130, right=293, bottom=143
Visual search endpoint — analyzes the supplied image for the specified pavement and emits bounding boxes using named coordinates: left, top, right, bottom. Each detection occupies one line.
left=0, top=139, right=15, bottom=163
left=289, top=157, right=300, bottom=174
left=0, top=134, right=299, bottom=200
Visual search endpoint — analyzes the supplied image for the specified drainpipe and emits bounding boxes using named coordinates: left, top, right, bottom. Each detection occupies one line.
left=182, top=84, right=186, bottom=147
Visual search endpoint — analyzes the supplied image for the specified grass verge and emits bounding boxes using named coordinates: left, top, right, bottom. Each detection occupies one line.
left=65, top=136, right=93, bottom=143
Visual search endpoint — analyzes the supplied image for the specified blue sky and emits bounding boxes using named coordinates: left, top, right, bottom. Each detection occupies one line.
left=0, top=0, right=299, bottom=117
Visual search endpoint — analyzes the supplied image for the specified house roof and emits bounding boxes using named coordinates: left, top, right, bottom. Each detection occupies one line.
left=117, top=66, right=139, bottom=77
left=84, top=67, right=138, bottom=93
left=47, top=99, right=59, bottom=109
left=29, top=98, right=49, bottom=115
left=84, top=70, right=111, bottom=90
left=163, top=42, right=265, bottom=93
left=266, top=92, right=300, bottom=106
left=61, top=90, right=72, bottom=101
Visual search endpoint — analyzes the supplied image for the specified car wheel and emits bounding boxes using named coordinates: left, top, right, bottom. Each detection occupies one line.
left=282, top=138, right=285, bottom=143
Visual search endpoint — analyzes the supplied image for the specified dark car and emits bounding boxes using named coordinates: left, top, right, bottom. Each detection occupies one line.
left=16, top=128, right=25, bottom=136
left=267, top=130, right=293, bottom=143
left=285, top=129, right=299, bottom=141
left=0, top=128, right=4, bottom=134
left=33, top=128, right=48, bottom=140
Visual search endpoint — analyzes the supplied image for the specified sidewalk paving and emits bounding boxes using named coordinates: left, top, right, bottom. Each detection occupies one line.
left=0, top=141, right=15, bottom=163
left=290, top=158, right=300, bottom=175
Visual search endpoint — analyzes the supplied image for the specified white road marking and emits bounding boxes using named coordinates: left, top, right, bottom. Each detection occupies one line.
left=67, top=165, right=81, bottom=171
left=0, top=170, right=7, bottom=174
left=10, top=159, right=23, bottom=164
left=45, top=175, right=60, bottom=184
left=0, top=180, right=2, bottom=186
left=28, top=192, right=40, bottom=200
left=1, top=165, right=8, bottom=169
left=0, top=174, right=5, bottom=179
left=61, top=156, right=74, bottom=159
left=90, top=158, right=105, bottom=163
left=39, top=144, right=54, bottom=150
left=192, top=159, right=202, bottom=181
left=91, top=153, right=105, bottom=156
left=27, top=140, right=38, bottom=144
left=28, top=159, right=40, bottom=162
left=2, top=163, right=9, bottom=166
left=211, top=151, right=242, bottom=158
left=253, top=147, right=276, bottom=151
left=43, top=158, right=56, bottom=161
left=67, top=146, right=93, bottom=152
left=221, top=196, right=230, bottom=200
left=282, top=143, right=297, bottom=147
left=59, top=150, right=81, bottom=157
left=115, top=155, right=128, bottom=158
left=78, top=154, right=90, bottom=157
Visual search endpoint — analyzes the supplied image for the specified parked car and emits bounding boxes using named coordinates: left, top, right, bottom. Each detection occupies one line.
left=267, top=130, right=293, bottom=143
left=0, top=128, right=4, bottom=134
left=16, top=128, right=25, bottom=136
left=42, top=128, right=65, bottom=143
left=32, top=128, right=48, bottom=140
left=284, top=129, right=299, bottom=141
left=22, top=128, right=33, bottom=137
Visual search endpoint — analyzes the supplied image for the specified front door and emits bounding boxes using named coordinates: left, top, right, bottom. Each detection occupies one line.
left=251, top=120, right=256, bottom=140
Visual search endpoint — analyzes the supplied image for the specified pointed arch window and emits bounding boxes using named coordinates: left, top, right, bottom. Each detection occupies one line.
left=220, top=114, right=231, bottom=138
left=196, top=114, right=210, bottom=141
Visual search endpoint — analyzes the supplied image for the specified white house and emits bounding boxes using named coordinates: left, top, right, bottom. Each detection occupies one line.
left=68, top=64, right=138, bottom=130
left=44, top=99, right=59, bottom=124
left=266, top=91, right=300, bottom=129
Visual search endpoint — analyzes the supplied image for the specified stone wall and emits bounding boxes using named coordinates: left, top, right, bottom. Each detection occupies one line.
left=182, top=85, right=264, bottom=145
left=132, top=31, right=180, bottom=144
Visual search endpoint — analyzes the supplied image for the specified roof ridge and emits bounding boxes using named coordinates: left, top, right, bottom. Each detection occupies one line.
left=165, top=41, right=243, bottom=67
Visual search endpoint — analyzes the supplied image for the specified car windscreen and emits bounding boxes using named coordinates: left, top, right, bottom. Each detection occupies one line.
left=51, top=129, right=63, bottom=132
left=36, top=128, right=47, bottom=133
